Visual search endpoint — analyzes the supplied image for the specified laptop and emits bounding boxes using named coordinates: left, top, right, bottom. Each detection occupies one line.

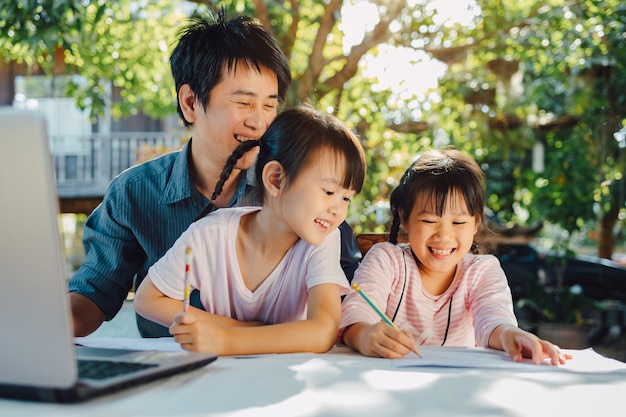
left=0, top=107, right=217, bottom=402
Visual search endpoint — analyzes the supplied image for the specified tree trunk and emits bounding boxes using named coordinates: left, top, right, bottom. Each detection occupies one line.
left=598, top=178, right=625, bottom=260
left=597, top=206, right=618, bottom=260
left=0, top=62, right=19, bottom=106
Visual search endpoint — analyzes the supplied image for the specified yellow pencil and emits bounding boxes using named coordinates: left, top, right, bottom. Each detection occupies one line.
left=351, top=282, right=422, bottom=358
left=183, top=247, right=193, bottom=312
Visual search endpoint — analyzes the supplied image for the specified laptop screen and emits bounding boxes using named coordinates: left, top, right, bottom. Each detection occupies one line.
left=0, top=108, right=80, bottom=388
left=0, top=108, right=217, bottom=403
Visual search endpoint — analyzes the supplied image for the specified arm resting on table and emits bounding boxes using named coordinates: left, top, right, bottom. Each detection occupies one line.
left=69, top=292, right=107, bottom=337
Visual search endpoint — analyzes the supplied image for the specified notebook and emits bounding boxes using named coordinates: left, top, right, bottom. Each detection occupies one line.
left=0, top=107, right=217, bottom=402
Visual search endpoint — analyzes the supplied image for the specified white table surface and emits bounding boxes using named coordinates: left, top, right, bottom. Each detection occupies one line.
left=1, top=341, right=625, bottom=417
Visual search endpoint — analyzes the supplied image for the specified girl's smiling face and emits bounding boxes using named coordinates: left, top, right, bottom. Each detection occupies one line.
left=278, top=149, right=355, bottom=246
left=403, top=190, right=480, bottom=283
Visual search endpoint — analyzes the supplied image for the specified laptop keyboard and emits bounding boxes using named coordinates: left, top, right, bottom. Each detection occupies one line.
left=78, top=359, right=158, bottom=380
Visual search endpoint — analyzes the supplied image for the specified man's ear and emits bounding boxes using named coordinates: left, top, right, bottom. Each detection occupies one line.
left=262, top=161, right=286, bottom=197
left=179, top=84, right=197, bottom=124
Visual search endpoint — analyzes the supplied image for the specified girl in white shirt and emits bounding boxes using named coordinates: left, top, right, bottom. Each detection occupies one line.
left=135, top=105, right=366, bottom=355
left=340, top=148, right=569, bottom=365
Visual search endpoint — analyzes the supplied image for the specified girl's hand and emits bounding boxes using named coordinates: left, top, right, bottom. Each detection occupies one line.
left=345, top=321, right=416, bottom=359
left=169, top=310, right=227, bottom=354
left=497, top=324, right=572, bottom=366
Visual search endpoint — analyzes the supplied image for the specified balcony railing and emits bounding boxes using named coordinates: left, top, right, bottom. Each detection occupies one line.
left=53, top=131, right=187, bottom=200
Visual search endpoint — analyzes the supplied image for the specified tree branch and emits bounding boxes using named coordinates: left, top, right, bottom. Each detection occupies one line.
left=295, top=0, right=342, bottom=100
left=309, top=1, right=407, bottom=101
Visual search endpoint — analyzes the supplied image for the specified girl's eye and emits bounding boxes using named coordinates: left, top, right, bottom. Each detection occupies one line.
left=343, top=196, right=352, bottom=203
left=421, top=219, right=436, bottom=224
left=453, top=222, right=467, bottom=225
left=324, top=190, right=334, bottom=196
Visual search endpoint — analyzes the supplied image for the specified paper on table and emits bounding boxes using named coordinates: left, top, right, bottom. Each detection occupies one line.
left=392, top=346, right=626, bottom=373
left=75, top=337, right=279, bottom=358
left=75, top=337, right=184, bottom=352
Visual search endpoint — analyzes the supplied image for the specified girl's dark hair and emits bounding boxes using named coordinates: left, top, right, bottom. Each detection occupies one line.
left=389, top=148, right=493, bottom=253
left=170, top=8, right=291, bottom=127
left=195, top=105, right=366, bottom=220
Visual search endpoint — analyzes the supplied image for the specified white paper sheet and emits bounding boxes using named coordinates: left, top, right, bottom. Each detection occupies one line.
left=75, top=337, right=279, bottom=358
left=75, top=337, right=184, bottom=352
left=392, top=346, right=626, bottom=373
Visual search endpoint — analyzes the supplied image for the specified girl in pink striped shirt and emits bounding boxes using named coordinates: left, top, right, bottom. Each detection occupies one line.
left=340, top=148, right=568, bottom=365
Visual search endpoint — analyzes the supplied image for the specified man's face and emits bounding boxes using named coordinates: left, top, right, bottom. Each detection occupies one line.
left=190, top=62, right=280, bottom=170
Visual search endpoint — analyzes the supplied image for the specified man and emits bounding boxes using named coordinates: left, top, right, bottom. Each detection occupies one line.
left=69, top=9, right=361, bottom=338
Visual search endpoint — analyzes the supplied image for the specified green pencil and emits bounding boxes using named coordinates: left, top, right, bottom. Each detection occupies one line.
left=352, top=282, right=422, bottom=358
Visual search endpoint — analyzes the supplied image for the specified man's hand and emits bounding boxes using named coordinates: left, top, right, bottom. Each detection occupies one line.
left=69, top=292, right=107, bottom=337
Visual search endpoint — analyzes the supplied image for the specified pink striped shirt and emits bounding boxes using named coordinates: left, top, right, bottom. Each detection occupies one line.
left=340, top=242, right=517, bottom=347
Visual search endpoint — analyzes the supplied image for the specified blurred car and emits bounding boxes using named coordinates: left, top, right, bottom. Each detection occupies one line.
left=495, top=242, right=626, bottom=343
left=495, top=243, right=626, bottom=303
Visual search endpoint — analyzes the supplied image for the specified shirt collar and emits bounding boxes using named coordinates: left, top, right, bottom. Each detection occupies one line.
left=160, top=139, right=197, bottom=205
left=160, top=138, right=253, bottom=208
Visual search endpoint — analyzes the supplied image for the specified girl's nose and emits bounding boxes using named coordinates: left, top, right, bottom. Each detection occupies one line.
left=434, top=222, right=453, bottom=238
left=328, top=198, right=346, bottom=218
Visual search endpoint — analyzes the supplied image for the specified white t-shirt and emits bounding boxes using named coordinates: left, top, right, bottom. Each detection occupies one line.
left=148, top=206, right=350, bottom=324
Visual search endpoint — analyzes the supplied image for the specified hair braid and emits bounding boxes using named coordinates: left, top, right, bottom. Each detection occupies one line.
left=389, top=213, right=401, bottom=244
left=211, top=140, right=260, bottom=201
left=389, top=178, right=407, bottom=244
left=193, top=139, right=260, bottom=222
